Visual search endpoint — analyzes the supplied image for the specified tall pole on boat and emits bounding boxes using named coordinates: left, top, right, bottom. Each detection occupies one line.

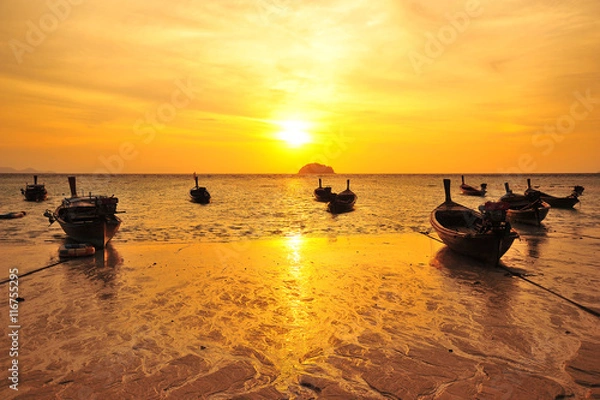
left=318, top=178, right=322, bottom=188
left=346, top=179, right=350, bottom=191
left=504, top=182, right=511, bottom=194
left=443, top=179, right=452, bottom=203
left=34, top=175, right=38, bottom=185
left=461, top=175, right=465, bottom=184
left=68, top=176, right=77, bottom=198
left=527, top=178, right=531, bottom=189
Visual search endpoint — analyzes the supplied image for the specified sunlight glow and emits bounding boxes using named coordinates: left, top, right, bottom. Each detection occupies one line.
left=277, top=120, right=311, bottom=147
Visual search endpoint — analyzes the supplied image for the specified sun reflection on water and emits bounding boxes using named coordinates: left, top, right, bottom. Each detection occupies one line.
left=285, top=233, right=304, bottom=272
left=277, top=233, right=318, bottom=380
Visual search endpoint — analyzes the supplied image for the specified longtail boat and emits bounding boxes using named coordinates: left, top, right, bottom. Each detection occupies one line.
left=328, top=179, right=357, bottom=214
left=430, top=179, right=518, bottom=265
left=44, top=177, right=122, bottom=248
left=190, top=173, right=211, bottom=204
left=21, top=175, right=47, bottom=202
left=524, top=178, right=583, bottom=209
left=314, top=178, right=334, bottom=202
left=459, top=175, right=487, bottom=196
left=501, top=182, right=550, bottom=226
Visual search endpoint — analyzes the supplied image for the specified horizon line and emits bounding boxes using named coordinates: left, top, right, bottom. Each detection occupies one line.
left=1, top=171, right=598, bottom=175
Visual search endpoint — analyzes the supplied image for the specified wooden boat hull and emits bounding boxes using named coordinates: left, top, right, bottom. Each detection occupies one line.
left=314, top=179, right=334, bottom=202
left=314, top=188, right=334, bottom=202
left=460, top=184, right=485, bottom=196
left=506, top=202, right=550, bottom=226
left=459, top=176, right=486, bottom=196
left=430, top=209, right=518, bottom=264
left=327, top=180, right=357, bottom=214
left=539, top=196, right=579, bottom=209
left=327, top=199, right=355, bottom=214
left=430, top=179, right=518, bottom=265
left=23, top=188, right=47, bottom=202
left=48, top=177, right=122, bottom=248
left=524, top=179, right=583, bottom=209
left=0, top=211, right=27, bottom=219
left=190, top=187, right=211, bottom=204
left=21, top=176, right=47, bottom=202
left=327, top=192, right=356, bottom=214
left=190, top=195, right=210, bottom=204
left=55, top=212, right=121, bottom=248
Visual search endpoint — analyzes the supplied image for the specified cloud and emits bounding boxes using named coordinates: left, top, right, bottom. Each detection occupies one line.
left=1, top=0, right=599, bottom=172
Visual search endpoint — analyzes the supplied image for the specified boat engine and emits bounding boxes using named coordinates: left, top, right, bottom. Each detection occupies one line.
left=478, top=201, right=510, bottom=233
left=525, top=189, right=542, bottom=204
left=43, top=210, right=55, bottom=225
left=572, top=185, right=585, bottom=197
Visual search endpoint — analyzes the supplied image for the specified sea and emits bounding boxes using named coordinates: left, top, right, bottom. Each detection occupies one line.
left=1, top=173, right=599, bottom=247
left=1, top=173, right=599, bottom=398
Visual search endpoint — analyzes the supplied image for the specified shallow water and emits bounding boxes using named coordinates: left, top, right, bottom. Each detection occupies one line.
left=1, top=173, right=599, bottom=244
left=1, top=173, right=599, bottom=398
left=1, top=235, right=598, bottom=399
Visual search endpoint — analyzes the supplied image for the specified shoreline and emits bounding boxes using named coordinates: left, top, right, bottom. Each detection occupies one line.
left=1, top=233, right=598, bottom=398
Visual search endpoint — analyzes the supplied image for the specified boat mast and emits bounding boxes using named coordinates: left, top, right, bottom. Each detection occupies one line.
left=68, top=176, right=77, bottom=198
left=443, top=179, right=452, bottom=203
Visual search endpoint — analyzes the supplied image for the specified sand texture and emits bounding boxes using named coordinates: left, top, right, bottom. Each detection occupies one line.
left=1, top=234, right=599, bottom=399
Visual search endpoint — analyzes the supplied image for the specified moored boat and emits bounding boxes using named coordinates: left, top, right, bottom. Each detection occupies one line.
left=314, top=178, right=334, bottom=202
left=44, top=177, right=122, bottom=248
left=190, top=173, right=211, bottom=204
left=501, top=182, right=550, bottom=226
left=0, top=211, right=27, bottom=219
left=524, top=178, right=583, bottom=209
left=21, top=175, right=48, bottom=202
left=327, top=179, right=357, bottom=214
left=430, top=179, right=518, bottom=265
left=459, top=175, right=487, bottom=196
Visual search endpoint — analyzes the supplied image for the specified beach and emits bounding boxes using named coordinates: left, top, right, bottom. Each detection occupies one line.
left=3, top=0, right=600, bottom=396
left=1, top=232, right=598, bottom=399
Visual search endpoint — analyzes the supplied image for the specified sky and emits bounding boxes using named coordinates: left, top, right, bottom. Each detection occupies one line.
left=1, top=0, right=599, bottom=174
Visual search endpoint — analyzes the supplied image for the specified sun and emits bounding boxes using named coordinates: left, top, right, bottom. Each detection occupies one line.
left=277, top=120, right=311, bottom=147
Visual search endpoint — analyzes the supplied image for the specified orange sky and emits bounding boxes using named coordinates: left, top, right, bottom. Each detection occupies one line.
left=1, top=0, right=599, bottom=174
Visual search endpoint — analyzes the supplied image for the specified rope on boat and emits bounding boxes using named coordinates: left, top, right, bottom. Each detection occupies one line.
left=498, top=266, right=600, bottom=319
left=419, top=231, right=444, bottom=244
left=0, top=259, right=72, bottom=285
left=419, top=231, right=600, bottom=319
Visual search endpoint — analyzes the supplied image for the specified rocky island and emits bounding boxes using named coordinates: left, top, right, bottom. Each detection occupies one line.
left=298, top=163, right=335, bottom=174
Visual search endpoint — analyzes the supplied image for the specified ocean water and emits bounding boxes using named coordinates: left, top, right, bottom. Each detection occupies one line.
left=1, top=173, right=599, bottom=247
left=1, top=173, right=599, bottom=398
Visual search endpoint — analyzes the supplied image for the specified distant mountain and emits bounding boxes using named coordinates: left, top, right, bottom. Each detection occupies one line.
left=0, top=166, right=53, bottom=174
left=298, top=163, right=335, bottom=174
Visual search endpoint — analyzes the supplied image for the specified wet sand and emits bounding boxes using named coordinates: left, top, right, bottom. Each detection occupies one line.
left=1, top=234, right=599, bottom=399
